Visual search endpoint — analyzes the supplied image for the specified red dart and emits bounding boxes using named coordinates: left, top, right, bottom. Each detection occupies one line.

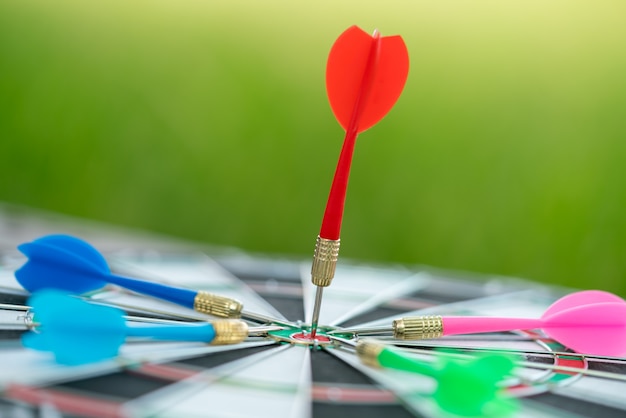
left=310, top=26, right=409, bottom=338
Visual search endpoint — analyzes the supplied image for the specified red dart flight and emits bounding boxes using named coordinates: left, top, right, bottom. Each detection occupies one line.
left=310, top=26, right=409, bottom=338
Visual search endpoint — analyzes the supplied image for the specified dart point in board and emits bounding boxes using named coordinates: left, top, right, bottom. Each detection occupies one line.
left=310, top=25, right=409, bottom=338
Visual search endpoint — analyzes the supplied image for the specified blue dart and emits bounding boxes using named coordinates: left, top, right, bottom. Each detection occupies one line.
left=23, top=290, right=249, bottom=365
left=15, top=234, right=276, bottom=324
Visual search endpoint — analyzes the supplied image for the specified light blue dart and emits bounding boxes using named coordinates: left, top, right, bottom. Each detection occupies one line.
left=23, top=290, right=248, bottom=365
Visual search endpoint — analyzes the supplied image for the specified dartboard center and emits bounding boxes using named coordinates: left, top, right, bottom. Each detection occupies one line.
left=267, top=325, right=347, bottom=347
left=291, top=332, right=331, bottom=344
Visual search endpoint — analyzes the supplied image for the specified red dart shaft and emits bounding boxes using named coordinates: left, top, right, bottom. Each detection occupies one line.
left=320, top=30, right=381, bottom=240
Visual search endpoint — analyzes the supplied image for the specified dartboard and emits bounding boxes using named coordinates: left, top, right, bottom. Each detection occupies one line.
left=1, top=207, right=625, bottom=418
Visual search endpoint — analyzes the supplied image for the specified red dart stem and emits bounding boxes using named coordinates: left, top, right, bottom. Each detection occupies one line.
left=319, top=30, right=382, bottom=240
left=319, top=129, right=357, bottom=240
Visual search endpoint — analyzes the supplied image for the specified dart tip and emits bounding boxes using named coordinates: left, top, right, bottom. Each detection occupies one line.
left=310, top=286, right=324, bottom=339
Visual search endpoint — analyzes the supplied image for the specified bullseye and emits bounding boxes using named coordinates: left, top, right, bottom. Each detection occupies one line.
left=292, top=332, right=331, bottom=343
left=267, top=326, right=349, bottom=347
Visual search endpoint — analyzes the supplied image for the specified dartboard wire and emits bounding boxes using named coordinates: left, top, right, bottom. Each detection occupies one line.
left=126, top=343, right=312, bottom=418
left=3, top=341, right=286, bottom=418
left=300, top=263, right=428, bottom=328
left=382, top=336, right=626, bottom=359
left=513, top=330, right=587, bottom=390
left=3, top=341, right=284, bottom=418
left=88, top=295, right=216, bottom=322
left=0, top=338, right=276, bottom=392
left=0, top=305, right=31, bottom=331
left=388, top=343, right=626, bottom=382
left=5, top=384, right=125, bottom=418
left=328, top=272, right=431, bottom=327
left=0, top=309, right=289, bottom=348
left=321, top=345, right=429, bottom=416
left=127, top=346, right=294, bottom=415
left=121, top=340, right=279, bottom=367
left=0, top=302, right=281, bottom=329
left=168, top=251, right=291, bottom=320
left=0, top=303, right=28, bottom=311
left=153, top=344, right=294, bottom=384
left=106, top=252, right=290, bottom=322
left=380, top=341, right=626, bottom=382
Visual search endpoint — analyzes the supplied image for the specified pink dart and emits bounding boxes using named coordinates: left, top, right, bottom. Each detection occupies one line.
left=393, top=290, right=626, bottom=357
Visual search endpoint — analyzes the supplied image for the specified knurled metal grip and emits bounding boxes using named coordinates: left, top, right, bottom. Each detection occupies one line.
left=311, top=236, right=340, bottom=287
left=210, top=320, right=248, bottom=345
left=194, top=291, right=243, bottom=318
left=393, top=315, right=444, bottom=340
left=356, top=340, right=385, bottom=368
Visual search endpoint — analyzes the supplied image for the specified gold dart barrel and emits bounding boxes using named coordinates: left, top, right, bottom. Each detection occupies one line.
left=311, top=236, right=341, bottom=287
left=393, top=315, right=444, bottom=340
left=310, top=236, right=341, bottom=337
left=194, top=291, right=243, bottom=318
left=356, top=340, right=385, bottom=368
left=210, top=320, right=249, bottom=345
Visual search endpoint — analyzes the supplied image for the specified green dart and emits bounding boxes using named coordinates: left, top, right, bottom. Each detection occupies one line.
left=356, top=340, right=518, bottom=417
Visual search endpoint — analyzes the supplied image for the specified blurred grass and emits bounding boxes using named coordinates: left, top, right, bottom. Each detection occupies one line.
left=1, top=0, right=626, bottom=294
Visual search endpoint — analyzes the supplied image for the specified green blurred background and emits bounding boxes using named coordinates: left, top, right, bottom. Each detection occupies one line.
left=1, top=1, right=625, bottom=294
